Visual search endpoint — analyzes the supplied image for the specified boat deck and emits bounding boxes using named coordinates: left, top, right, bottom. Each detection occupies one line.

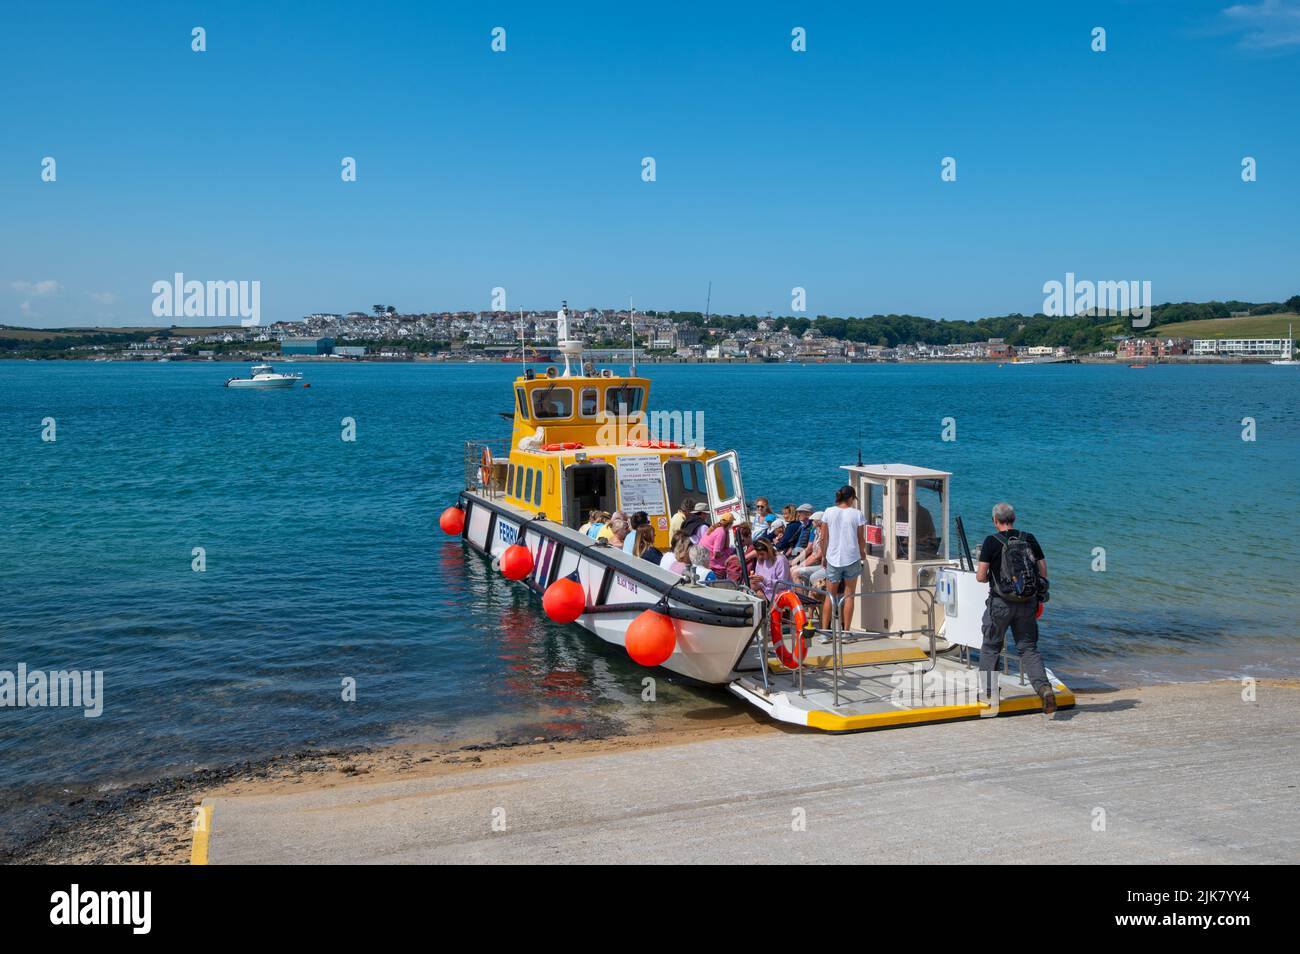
left=730, top=632, right=1073, bottom=732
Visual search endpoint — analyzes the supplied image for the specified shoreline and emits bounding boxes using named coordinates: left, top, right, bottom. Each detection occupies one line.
left=9, top=679, right=1292, bottom=865
left=3, top=705, right=775, bottom=865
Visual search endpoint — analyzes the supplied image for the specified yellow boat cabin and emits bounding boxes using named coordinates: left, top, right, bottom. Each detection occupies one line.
left=465, top=305, right=744, bottom=548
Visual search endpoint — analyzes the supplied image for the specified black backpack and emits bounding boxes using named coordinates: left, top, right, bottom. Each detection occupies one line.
left=992, top=532, right=1039, bottom=603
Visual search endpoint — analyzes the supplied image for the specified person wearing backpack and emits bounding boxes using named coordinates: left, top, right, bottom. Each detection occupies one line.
left=975, top=502, right=1055, bottom=714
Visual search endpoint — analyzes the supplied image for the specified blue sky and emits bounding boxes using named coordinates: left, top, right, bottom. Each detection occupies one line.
left=2, top=1, right=1298, bottom=327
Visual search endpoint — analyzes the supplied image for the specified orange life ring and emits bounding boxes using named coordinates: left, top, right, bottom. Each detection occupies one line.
left=769, top=590, right=809, bottom=669
left=626, top=439, right=679, bottom=449
left=479, top=447, right=492, bottom=487
left=542, top=442, right=584, bottom=452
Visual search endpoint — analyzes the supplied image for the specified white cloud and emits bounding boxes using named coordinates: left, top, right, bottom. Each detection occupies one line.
left=10, top=279, right=61, bottom=296
left=1222, top=0, right=1300, bottom=50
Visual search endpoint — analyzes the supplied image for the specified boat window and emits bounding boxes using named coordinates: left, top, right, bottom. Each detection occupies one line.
left=533, top=468, right=543, bottom=506
left=506, top=463, right=515, bottom=498
left=663, top=459, right=708, bottom=516
left=515, top=387, right=530, bottom=420
left=524, top=468, right=534, bottom=503
left=579, top=387, right=598, bottom=417
left=912, top=478, right=944, bottom=560
left=709, top=457, right=736, bottom=501
left=604, top=385, right=644, bottom=415
left=514, top=465, right=524, bottom=499
left=865, top=482, right=885, bottom=558
left=531, top=386, right=573, bottom=419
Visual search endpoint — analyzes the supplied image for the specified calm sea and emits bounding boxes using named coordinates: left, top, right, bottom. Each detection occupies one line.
left=1, top=360, right=1297, bottom=839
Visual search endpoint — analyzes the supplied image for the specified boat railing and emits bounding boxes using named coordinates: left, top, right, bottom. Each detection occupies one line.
left=463, top=439, right=512, bottom=496
left=765, top=580, right=938, bottom=708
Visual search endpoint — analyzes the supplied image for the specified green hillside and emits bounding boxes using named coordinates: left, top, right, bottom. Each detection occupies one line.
left=1145, top=314, right=1297, bottom=340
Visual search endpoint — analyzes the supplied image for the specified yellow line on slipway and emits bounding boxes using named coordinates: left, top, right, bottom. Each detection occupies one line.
left=190, top=805, right=213, bottom=865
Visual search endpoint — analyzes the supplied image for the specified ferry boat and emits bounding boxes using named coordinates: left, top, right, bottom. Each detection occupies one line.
left=444, top=303, right=1074, bottom=730
left=450, top=303, right=760, bottom=684
left=224, top=364, right=302, bottom=388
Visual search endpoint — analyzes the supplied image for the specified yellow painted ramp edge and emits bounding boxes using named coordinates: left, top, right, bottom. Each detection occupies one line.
left=190, top=804, right=213, bottom=865
left=805, top=685, right=1077, bottom=731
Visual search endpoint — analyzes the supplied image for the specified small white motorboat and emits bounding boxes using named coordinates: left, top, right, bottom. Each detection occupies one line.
left=224, top=364, right=302, bottom=388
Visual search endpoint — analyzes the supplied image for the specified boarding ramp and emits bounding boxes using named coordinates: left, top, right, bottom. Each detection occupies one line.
left=729, top=580, right=1072, bottom=731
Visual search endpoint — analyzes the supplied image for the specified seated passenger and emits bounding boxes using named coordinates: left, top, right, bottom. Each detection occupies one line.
left=598, top=510, right=627, bottom=543
left=663, top=532, right=692, bottom=575
left=688, top=544, right=717, bottom=583
left=623, top=511, right=650, bottom=554
left=633, top=525, right=663, bottom=565
left=583, top=510, right=609, bottom=539
left=790, top=511, right=827, bottom=586
left=750, top=497, right=773, bottom=532
left=751, top=538, right=791, bottom=599
left=724, top=523, right=756, bottom=584
left=607, top=515, right=630, bottom=549
left=775, top=503, right=816, bottom=556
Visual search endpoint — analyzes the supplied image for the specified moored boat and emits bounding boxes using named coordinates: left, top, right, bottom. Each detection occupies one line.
left=450, top=303, right=761, bottom=684
left=224, top=364, right=302, bottom=388
left=442, top=303, right=1074, bottom=731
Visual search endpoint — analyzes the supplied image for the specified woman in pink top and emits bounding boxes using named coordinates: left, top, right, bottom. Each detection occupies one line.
left=698, top=512, right=736, bottom=574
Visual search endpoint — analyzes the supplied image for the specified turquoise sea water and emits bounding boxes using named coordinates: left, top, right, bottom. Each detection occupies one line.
left=1, top=361, right=1298, bottom=838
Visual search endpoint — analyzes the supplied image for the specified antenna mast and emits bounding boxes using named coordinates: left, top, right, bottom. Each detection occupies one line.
left=629, top=296, right=637, bottom=375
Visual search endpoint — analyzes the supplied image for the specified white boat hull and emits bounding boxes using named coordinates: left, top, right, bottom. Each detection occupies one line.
left=225, top=377, right=299, bottom=388
left=458, top=492, right=764, bottom=685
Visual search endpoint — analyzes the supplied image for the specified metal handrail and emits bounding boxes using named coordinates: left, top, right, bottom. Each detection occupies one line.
left=463, top=438, right=511, bottom=496
left=766, top=580, right=939, bottom=709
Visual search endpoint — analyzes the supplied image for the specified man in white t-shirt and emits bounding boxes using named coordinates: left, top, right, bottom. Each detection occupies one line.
left=819, top=485, right=867, bottom=631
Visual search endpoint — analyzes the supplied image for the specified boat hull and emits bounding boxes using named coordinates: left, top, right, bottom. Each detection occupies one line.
left=457, top=491, right=764, bottom=684
left=225, top=378, right=299, bottom=388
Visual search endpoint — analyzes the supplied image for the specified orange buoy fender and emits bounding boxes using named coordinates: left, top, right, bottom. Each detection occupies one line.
left=625, top=609, right=677, bottom=667
left=543, top=577, right=586, bottom=624
left=769, top=590, right=809, bottom=669
left=1036, top=602, right=1044, bottom=620
left=439, top=506, right=465, bottom=535
left=499, top=543, right=534, bottom=580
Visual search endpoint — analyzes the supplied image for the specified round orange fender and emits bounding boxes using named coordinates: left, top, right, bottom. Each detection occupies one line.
left=769, top=590, right=809, bottom=669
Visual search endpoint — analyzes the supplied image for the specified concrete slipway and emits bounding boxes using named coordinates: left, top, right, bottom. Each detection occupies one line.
left=196, top=682, right=1299, bottom=865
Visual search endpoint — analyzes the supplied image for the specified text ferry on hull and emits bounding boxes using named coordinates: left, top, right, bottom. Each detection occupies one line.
left=443, top=302, right=1073, bottom=731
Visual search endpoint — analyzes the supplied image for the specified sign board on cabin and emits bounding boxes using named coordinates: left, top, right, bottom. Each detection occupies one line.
left=616, top=455, right=666, bottom=516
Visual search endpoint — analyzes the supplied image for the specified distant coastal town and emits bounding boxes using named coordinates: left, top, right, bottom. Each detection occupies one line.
left=3, top=296, right=1297, bottom=363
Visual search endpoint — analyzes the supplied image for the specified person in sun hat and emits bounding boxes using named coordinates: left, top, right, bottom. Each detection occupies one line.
left=775, top=503, right=816, bottom=557
left=790, top=510, right=827, bottom=587
left=680, top=501, right=712, bottom=544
